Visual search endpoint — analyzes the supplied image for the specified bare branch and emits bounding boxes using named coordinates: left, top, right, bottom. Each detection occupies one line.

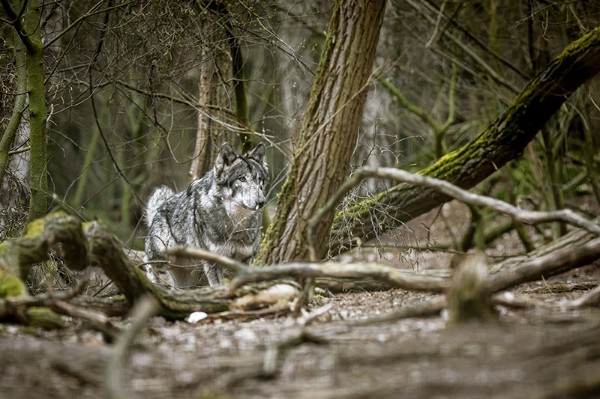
left=488, top=236, right=600, bottom=293
left=166, top=246, right=249, bottom=275
left=49, top=300, right=120, bottom=339
left=105, top=295, right=158, bottom=399
left=230, top=262, right=449, bottom=293
left=165, top=245, right=448, bottom=293
left=310, top=166, right=600, bottom=259
left=0, top=0, right=34, bottom=52
left=347, top=296, right=446, bottom=326
left=407, top=0, right=519, bottom=94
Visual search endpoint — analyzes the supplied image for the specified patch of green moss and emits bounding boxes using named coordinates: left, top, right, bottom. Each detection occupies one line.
left=0, top=269, right=27, bottom=298
left=195, top=390, right=233, bottom=399
left=25, top=307, right=65, bottom=330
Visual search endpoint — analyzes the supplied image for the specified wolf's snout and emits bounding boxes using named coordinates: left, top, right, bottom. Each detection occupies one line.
left=255, top=198, right=265, bottom=210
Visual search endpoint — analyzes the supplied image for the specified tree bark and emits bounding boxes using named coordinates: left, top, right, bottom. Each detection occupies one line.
left=21, top=0, right=48, bottom=221
left=226, top=14, right=253, bottom=152
left=0, top=31, right=28, bottom=190
left=329, top=25, right=600, bottom=255
left=1, top=0, right=48, bottom=221
left=189, top=40, right=216, bottom=181
left=256, top=0, right=387, bottom=264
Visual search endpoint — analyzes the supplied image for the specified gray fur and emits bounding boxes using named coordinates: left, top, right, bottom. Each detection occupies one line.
left=144, top=142, right=268, bottom=288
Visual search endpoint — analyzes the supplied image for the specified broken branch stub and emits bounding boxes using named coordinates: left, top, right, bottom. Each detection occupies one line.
left=447, top=252, right=496, bottom=325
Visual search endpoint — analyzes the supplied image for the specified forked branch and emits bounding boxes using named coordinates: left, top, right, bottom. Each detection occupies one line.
left=308, top=166, right=600, bottom=259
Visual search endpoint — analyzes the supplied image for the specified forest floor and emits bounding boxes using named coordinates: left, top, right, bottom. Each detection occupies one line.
left=1, top=202, right=599, bottom=399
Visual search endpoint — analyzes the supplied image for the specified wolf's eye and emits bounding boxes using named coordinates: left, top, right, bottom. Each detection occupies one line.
left=238, top=176, right=246, bottom=183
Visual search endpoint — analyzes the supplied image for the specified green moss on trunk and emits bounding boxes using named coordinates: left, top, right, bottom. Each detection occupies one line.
left=23, top=1, right=48, bottom=221
left=0, top=267, right=27, bottom=298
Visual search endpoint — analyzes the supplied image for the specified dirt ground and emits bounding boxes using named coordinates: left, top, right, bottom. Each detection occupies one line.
left=1, top=204, right=599, bottom=399
left=1, top=277, right=599, bottom=399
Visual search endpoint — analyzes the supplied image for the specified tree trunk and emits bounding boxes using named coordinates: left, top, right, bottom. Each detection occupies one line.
left=256, top=0, right=387, bottom=264
left=189, top=38, right=216, bottom=181
left=0, top=0, right=48, bottom=222
left=22, top=1, right=48, bottom=221
left=330, top=25, right=600, bottom=255
left=227, top=16, right=253, bottom=152
left=0, top=31, right=27, bottom=190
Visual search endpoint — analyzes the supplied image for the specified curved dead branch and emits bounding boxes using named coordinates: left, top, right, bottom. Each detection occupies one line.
left=1, top=211, right=598, bottom=326
left=309, top=166, right=600, bottom=259
left=330, top=25, right=600, bottom=254
left=230, top=262, right=449, bottom=293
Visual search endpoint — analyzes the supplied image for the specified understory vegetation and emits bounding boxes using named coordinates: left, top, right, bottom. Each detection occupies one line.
left=1, top=1, right=600, bottom=398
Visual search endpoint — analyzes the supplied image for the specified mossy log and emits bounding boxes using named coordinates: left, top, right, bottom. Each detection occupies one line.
left=330, top=25, right=600, bottom=255
left=0, top=213, right=83, bottom=328
left=1, top=211, right=598, bottom=326
left=0, top=212, right=242, bottom=321
left=0, top=262, right=60, bottom=327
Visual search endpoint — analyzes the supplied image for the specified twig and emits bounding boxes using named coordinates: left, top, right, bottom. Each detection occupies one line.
left=105, top=295, right=158, bottom=399
left=424, top=0, right=447, bottom=47
left=166, top=246, right=248, bottom=274
left=524, top=281, right=599, bottom=294
left=7, top=145, right=30, bottom=155
left=347, top=296, right=446, bottom=326
left=297, top=303, right=334, bottom=327
left=49, top=300, right=121, bottom=340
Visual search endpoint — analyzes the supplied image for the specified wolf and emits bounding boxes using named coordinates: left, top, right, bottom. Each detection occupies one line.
left=144, top=142, right=268, bottom=288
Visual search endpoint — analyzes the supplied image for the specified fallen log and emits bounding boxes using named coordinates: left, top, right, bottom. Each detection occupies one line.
left=1, top=211, right=598, bottom=327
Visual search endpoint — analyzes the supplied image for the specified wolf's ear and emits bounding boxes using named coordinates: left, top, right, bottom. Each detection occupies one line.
left=214, top=142, right=237, bottom=178
left=248, top=142, right=266, bottom=163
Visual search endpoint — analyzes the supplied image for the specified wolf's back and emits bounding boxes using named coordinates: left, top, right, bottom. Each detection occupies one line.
left=145, top=185, right=175, bottom=227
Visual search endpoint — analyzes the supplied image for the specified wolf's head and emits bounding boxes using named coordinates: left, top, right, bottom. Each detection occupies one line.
left=214, top=142, right=268, bottom=214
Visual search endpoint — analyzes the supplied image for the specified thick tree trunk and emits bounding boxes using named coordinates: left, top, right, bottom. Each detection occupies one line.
left=330, top=25, right=600, bottom=255
left=256, top=0, right=387, bottom=264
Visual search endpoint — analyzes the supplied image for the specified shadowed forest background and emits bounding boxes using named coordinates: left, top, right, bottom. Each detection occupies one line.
left=1, top=1, right=600, bottom=398
left=3, top=0, right=598, bottom=247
